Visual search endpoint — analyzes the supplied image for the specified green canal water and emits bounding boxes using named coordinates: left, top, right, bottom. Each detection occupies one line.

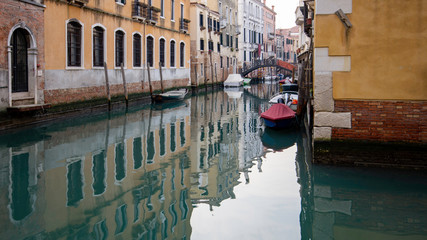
left=0, top=86, right=426, bottom=240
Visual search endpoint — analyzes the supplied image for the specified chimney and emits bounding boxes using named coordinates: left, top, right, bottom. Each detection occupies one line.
left=272, top=5, right=275, bottom=11
left=263, top=0, right=266, bottom=4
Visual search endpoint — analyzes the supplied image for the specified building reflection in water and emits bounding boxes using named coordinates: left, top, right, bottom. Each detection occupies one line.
left=0, top=87, right=426, bottom=239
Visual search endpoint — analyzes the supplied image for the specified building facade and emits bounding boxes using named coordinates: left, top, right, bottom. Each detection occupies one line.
left=189, top=0, right=219, bottom=86
left=277, top=26, right=299, bottom=64
left=0, top=0, right=46, bottom=111
left=43, top=0, right=191, bottom=105
left=218, top=0, right=240, bottom=76
left=262, top=1, right=276, bottom=59
left=238, top=0, right=264, bottom=74
left=311, top=0, right=427, bottom=144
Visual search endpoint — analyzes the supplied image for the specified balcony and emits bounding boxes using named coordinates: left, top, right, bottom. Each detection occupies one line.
left=132, top=2, right=159, bottom=24
left=68, top=0, right=88, bottom=7
left=235, top=25, right=241, bottom=35
left=180, top=18, right=190, bottom=33
left=220, top=18, right=227, bottom=29
left=268, top=32, right=275, bottom=40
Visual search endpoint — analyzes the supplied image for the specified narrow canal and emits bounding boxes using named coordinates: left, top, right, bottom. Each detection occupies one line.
left=0, top=84, right=426, bottom=239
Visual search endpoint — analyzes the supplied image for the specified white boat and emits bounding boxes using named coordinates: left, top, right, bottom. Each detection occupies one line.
left=224, top=74, right=244, bottom=87
left=153, top=88, right=188, bottom=102
left=269, top=91, right=298, bottom=111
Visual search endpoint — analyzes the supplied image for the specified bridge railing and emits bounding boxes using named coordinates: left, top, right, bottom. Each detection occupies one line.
left=241, top=58, right=277, bottom=74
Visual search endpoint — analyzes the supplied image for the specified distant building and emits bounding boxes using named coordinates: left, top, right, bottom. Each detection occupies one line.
left=276, top=26, right=299, bottom=64
left=275, top=33, right=285, bottom=61
left=43, top=0, right=191, bottom=105
left=218, top=0, right=240, bottom=76
left=262, top=1, right=276, bottom=59
left=0, top=0, right=46, bottom=111
left=238, top=0, right=264, bottom=69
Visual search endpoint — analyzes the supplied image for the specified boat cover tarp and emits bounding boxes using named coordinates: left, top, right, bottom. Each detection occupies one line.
left=224, top=74, right=243, bottom=87
left=261, top=103, right=295, bottom=121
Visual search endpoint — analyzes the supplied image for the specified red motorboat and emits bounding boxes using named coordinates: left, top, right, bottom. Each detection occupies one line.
left=260, top=103, right=296, bottom=128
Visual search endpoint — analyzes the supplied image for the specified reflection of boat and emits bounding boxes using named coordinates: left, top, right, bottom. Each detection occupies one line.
left=225, top=87, right=243, bottom=98
left=260, top=103, right=296, bottom=128
left=152, top=100, right=188, bottom=110
left=269, top=91, right=298, bottom=111
left=261, top=127, right=298, bottom=151
left=224, top=74, right=244, bottom=87
left=152, top=88, right=188, bottom=102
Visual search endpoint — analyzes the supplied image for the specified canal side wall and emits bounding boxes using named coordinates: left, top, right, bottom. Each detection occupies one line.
left=333, top=100, right=426, bottom=143
left=44, top=68, right=189, bottom=104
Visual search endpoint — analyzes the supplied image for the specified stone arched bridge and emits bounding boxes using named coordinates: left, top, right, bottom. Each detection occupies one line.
left=240, top=58, right=296, bottom=77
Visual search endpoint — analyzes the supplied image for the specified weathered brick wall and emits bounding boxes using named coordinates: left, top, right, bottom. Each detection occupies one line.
left=0, top=0, right=45, bottom=109
left=44, top=78, right=188, bottom=104
left=333, top=100, right=427, bottom=143
left=0, top=0, right=45, bottom=69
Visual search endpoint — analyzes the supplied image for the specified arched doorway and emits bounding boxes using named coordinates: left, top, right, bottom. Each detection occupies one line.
left=11, top=28, right=29, bottom=93
left=7, top=24, right=38, bottom=107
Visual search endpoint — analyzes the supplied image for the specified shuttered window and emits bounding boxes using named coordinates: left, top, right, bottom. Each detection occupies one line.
left=170, top=40, right=175, bottom=67
left=159, top=38, right=165, bottom=67
left=93, top=26, right=104, bottom=67
left=133, top=34, right=141, bottom=67
left=180, top=42, right=185, bottom=68
left=147, top=36, right=154, bottom=67
left=115, top=31, right=125, bottom=67
left=67, top=21, right=82, bottom=67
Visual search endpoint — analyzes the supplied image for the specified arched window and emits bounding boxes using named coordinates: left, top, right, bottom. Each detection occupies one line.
left=133, top=34, right=141, bottom=67
left=93, top=26, right=104, bottom=67
left=67, top=21, right=82, bottom=67
left=180, top=42, right=185, bottom=68
left=170, top=40, right=175, bottom=67
left=147, top=36, right=154, bottom=67
left=115, top=30, right=125, bottom=67
left=159, top=38, right=165, bottom=67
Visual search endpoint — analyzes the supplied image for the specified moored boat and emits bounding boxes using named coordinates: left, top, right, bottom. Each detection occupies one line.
left=224, top=74, right=244, bottom=87
left=260, top=103, right=296, bottom=128
left=152, top=88, right=188, bottom=102
left=269, top=91, right=298, bottom=111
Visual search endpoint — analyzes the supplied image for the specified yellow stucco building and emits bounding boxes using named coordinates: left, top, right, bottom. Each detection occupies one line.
left=311, top=0, right=426, bottom=143
left=44, top=0, right=191, bottom=104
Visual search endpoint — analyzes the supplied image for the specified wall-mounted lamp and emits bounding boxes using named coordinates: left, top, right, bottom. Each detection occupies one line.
left=335, top=9, right=352, bottom=29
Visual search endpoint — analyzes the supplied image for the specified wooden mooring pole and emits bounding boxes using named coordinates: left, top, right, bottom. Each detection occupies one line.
left=121, top=63, right=128, bottom=107
left=159, top=62, right=164, bottom=93
left=147, top=63, right=153, bottom=99
left=104, top=62, right=111, bottom=110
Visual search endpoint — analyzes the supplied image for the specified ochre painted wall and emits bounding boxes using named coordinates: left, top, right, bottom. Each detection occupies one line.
left=44, top=0, right=191, bottom=70
left=314, top=0, right=427, bottom=101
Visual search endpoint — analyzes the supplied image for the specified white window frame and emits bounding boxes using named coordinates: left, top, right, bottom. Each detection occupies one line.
left=171, top=0, right=175, bottom=22
left=179, top=41, right=185, bottom=68
left=65, top=18, right=84, bottom=70
left=146, top=34, right=155, bottom=68
left=91, top=23, right=107, bottom=69
left=169, top=39, right=176, bottom=68
left=114, top=28, right=127, bottom=69
left=160, top=0, right=165, bottom=18
left=159, top=36, right=166, bottom=68
left=132, top=32, right=143, bottom=69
